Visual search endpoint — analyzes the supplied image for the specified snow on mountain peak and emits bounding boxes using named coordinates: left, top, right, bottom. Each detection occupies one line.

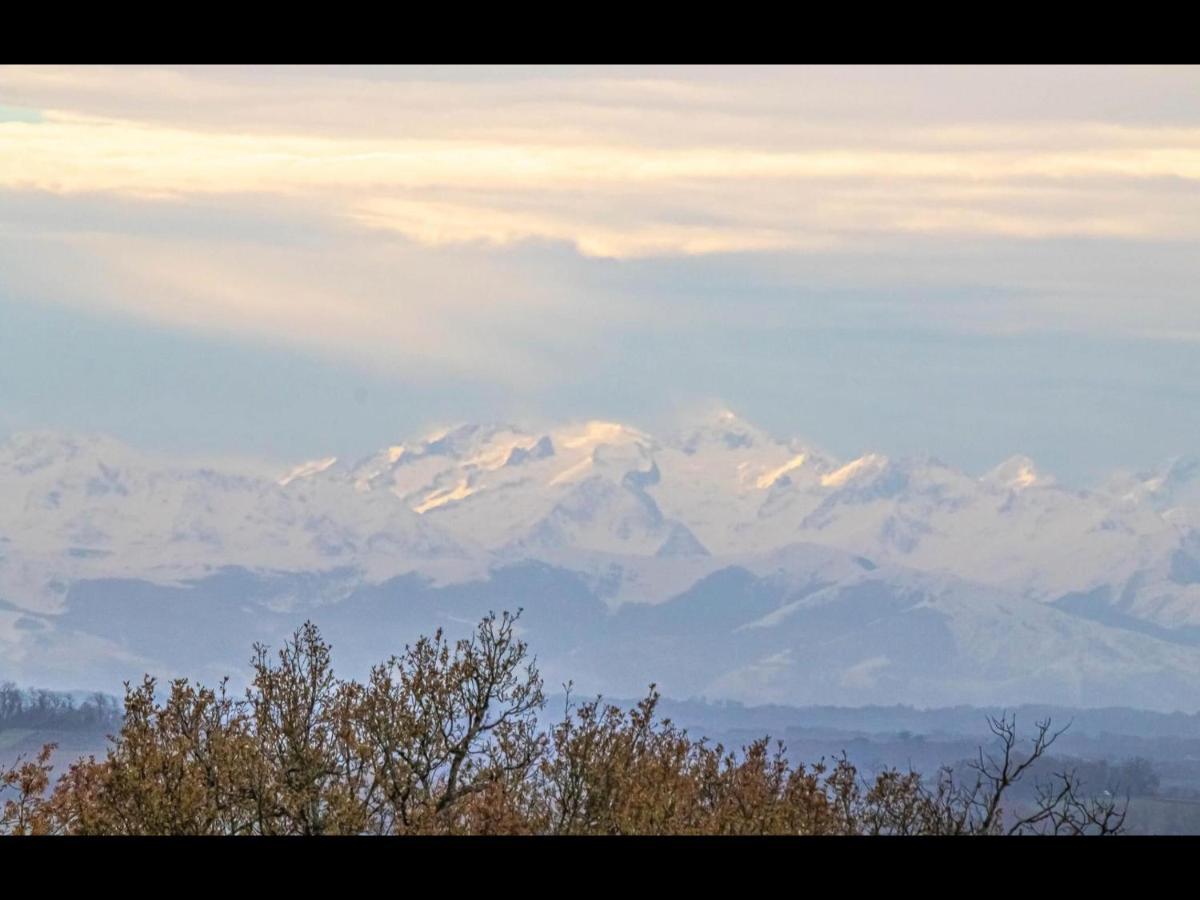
left=983, top=455, right=1048, bottom=491
left=670, top=408, right=779, bottom=456
left=505, top=435, right=555, bottom=467
left=756, top=454, right=809, bottom=489
left=557, top=420, right=650, bottom=451
left=413, top=478, right=477, bottom=514
left=820, top=453, right=889, bottom=488
left=1143, top=456, right=1200, bottom=497
left=1, top=430, right=141, bottom=474
left=6, top=417, right=1199, bottom=633
left=278, top=456, right=338, bottom=487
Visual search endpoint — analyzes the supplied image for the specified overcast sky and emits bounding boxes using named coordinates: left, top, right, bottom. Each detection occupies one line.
left=2, top=65, right=1199, bottom=483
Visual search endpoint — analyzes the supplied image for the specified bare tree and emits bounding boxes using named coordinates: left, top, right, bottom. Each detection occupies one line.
left=358, top=608, right=546, bottom=833
left=0, top=617, right=1130, bottom=836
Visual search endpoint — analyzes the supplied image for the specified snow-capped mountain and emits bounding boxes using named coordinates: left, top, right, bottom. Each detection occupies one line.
left=277, top=411, right=1197, bottom=626
left=0, top=431, right=479, bottom=608
left=2, top=413, right=1200, bottom=709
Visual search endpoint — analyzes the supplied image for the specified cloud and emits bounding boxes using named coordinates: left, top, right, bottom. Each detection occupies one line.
left=0, top=207, right=636, bottom=388
left=1, top=65, right=1199, bottom=388
left=2, top=66, right=1200, bottom=260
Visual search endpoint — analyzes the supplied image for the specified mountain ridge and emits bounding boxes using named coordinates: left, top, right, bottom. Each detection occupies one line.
left=2, top=413, right=1199, bottom=709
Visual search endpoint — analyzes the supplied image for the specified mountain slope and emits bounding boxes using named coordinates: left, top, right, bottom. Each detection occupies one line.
left=2, top=415, right=1199, bottom=709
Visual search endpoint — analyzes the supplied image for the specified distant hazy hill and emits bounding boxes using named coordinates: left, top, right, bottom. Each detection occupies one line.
left=0, top=683, right=120, bottom=769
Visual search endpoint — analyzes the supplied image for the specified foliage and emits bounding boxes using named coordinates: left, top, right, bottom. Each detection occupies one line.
left=0, top=611, right=1127, bottom=835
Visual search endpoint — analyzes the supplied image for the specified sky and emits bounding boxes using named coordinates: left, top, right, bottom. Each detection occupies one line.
left=2, top=65, right=1199, bottom=484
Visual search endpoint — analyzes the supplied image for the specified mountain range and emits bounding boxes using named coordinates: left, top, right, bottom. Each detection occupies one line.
left=3, top=411, right=1200, bottom=710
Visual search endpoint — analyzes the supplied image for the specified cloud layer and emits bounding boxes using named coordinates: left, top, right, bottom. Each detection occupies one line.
left=1, top=66, right=1199, bottom=476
